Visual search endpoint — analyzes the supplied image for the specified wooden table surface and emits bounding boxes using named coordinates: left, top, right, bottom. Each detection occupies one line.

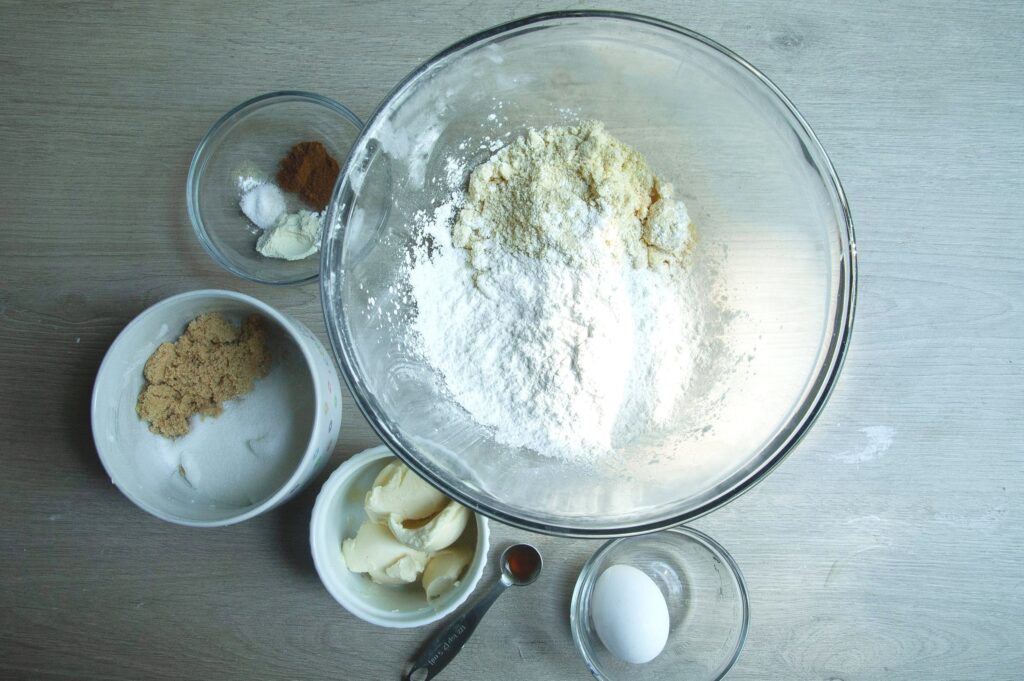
left=2, top=2, right=1021, bottom=679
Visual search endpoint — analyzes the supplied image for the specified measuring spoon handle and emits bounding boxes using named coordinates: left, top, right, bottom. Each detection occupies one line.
left=404, top=578, right=509, bottom=681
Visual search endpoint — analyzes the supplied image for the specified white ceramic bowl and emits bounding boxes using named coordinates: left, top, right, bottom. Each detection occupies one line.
left=310, top=446, right=490, bottom=628
left=91, top=289, right=342, bottom=526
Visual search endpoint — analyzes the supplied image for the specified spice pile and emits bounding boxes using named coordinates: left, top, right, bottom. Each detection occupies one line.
left=237, top=141, right=340, bottom=261
left=277, top=141, right=339, bottom=210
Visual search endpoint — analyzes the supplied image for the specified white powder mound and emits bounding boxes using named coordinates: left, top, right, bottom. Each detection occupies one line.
left=142, top=339, right=314, bottom=507
left=406, top=122, right=703, bottom=463
left=239, top=183, right=287, bottom=230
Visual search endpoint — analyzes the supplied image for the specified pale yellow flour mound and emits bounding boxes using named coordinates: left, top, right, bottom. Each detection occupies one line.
left=452, top=120, right=694, bottom=272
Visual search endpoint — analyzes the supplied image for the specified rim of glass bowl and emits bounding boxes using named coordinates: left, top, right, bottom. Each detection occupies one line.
left=321, top=11, right=858, bottom=537
left=187, top=90, right=363, bottom=286
left=569, top=526, right=750, bottom=681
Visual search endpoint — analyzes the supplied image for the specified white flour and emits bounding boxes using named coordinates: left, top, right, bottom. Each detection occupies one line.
left=406, top=122, right=704, bottom=462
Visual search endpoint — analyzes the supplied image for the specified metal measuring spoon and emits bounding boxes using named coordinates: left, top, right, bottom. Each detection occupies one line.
left=405, top=544, right=543, bottom=681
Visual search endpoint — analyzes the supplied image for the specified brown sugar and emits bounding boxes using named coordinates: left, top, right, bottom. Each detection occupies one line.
left=276, top=141, right=340, bottom=211
left=136, top=313, right=272, bottom=438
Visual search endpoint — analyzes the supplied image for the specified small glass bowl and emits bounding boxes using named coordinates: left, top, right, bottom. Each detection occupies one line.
left=571, top=527, right=749, bottom=681
left=187, top=91, right=362, bottom=285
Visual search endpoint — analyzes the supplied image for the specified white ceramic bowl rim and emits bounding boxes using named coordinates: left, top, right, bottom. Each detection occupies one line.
left=90, top=289, right=328, bottom=527
left=309, top=445, right=491, bottom=628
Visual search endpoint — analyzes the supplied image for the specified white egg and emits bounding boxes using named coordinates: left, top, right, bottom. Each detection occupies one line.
left=590, top=564, right=670, bottom=664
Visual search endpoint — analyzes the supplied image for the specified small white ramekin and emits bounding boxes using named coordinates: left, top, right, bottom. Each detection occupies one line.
left=310, top=446, right=490, bottom=628
left=91, top=289, right=342, bottom=526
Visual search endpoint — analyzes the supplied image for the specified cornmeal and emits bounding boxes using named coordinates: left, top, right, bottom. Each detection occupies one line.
left=136, top=313, right=271, bottom=438
left=452, top=120, right=695, bottom=273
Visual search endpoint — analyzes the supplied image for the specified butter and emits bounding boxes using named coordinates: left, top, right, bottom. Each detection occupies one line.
left=342, top=458, right=475, bottom=592
left=341, top=520, right=429, bottom=585
left=365, top=460, right=448, bottom=524
left=387, top=499, right=469, bottom=553
left=422, top=547, right=474, bottom=600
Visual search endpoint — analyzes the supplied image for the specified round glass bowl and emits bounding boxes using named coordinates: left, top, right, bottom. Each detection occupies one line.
left=187, top=91, right=362, bottom=285
left=571, top=527, right=748, bottom=681
left=321, top=11, right=856, bottom=535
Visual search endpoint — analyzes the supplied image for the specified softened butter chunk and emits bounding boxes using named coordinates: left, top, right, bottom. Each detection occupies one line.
left=365, top=461, right=448, bottom=524
left=422, top=547, right=474, bottom=600
left=387, top=500, right=470, bottom=553
left=341, top=520, right=429, bottom=585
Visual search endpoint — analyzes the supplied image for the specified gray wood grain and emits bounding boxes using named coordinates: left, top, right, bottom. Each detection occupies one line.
left=1, top=1, right=1022, bottom=679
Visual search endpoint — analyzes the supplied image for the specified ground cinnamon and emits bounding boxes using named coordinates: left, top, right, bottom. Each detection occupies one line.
left=276, top=141, right=340, bottom=211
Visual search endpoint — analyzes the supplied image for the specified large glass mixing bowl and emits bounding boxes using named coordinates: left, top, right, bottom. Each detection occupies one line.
left=321, top=11, right=856, bottom=536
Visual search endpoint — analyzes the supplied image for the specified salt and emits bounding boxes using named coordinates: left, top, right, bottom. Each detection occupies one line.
left=239, top=183, right=286, bottom=230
